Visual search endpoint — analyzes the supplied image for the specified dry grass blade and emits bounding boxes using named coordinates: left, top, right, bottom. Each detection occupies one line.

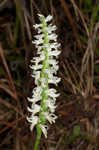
left=81, top=36, right=94, bottom=96
left=0, top=114, right=26, bottom=135
left=93, top=22, right=99, bottom=43
left=60, top=60, right=85, bottom=96
left=14, top=0, right=25, bottom=46
left=24, top=15, right=32, bottom=40
left=60, top=0, right=82, bottom=49
left=60, top=61, right=77, bottom=94
left=15, top=131, right=20, bottom=150
left=55, top=133, right=64, bottom=150
left=0, top=129, right=14, bottom=146
left=0, top=98, right=23, bottom=116
left=0, top=43, right=18, bottom=100
left=31, top=0, right=41, bottom=14
left=0, top=83, right=17, bottom=100
left=70, top=0, right=89, bottom=37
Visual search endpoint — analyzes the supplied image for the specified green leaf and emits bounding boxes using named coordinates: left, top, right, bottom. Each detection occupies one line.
left=73, top=125, right=80, bottom=137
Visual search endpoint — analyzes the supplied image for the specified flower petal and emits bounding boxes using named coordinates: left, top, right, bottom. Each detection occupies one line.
left=45, top=15, right=53, bottom=22
left=39, top=124, right=48, bottom=138
left=27, top=116, right=38, bottom=131
left=45, top=98, right=56, bottom=112
left=43, top=112, right=57, bottom=124
left=27, top=104, right=41, bottom=115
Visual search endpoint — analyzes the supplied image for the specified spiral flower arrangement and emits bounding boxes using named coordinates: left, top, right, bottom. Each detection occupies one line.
left=27, top=14, right=61, bottom=150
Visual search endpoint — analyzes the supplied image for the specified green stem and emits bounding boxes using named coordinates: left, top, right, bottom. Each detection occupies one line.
left=39, top=16, right=49, bottom=122
left=34, top=125, right=42, bottom=150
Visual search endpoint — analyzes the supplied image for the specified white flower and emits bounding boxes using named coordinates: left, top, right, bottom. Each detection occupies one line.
left=27, top=86, right=42, bottom=103
left=50, top=43, right=61, bottom=49
left=45, top=15, right=53, bottom=22
left=47, top=88, right=60, bottom=98
left=48, top=34, right=57, bottom=41
left=30, top=64, right=43, bottom=70
left=31, top=57, right=42, bottom=66
left=35, top=45, right=43, bottom=51
left=34, top=34, right=44, bottom=39
left=32, top=38, right=43, bottom=45
left=45, top=98, right=56, bottom=112
left=46, top=24, right=57, bottom=33
left=48, top=76, right=61, bottom=85
left=27, top=104, right=41, bottom=115
left=27, top=96, right=40, bottom=103
left=40, top=77, right=47, bottom=87
left=31, top=86, right=42, bottom=101
left=32, top=71, right=41, bottom=85
left=48, top=59, right=58, bottom=66
left=31, top=54, right=45, bottom=64
left=43, top=69, right=61, bottom=85
left=33, top=24, right=42, bottom=29
left=49, top=66, right=59, bottom=74
left=39, top=124, right=48, bottom=138
left=48, top=50, right=61, bottom=57
left=27, top=116, right=38, bottom=131
left=37, top=28, right=42, bottom=34
left=42, top=112, right=57, bottom=124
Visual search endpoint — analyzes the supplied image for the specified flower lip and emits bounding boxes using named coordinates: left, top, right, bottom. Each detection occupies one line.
left=33, top=24, right=42, bottom=29
left=43, top=111, right=57, bottom=123
left=45, top=15, right=53, bottom=22
left=45, top=99, right=56, bottom=113
left=27, top=104, right=41, bottom=115
left=39, top=124, right=48, bottom=138
left=27, top=116, right=39, bottom=131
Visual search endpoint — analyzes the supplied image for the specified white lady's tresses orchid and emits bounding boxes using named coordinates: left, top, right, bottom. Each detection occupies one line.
left=27, top=14, right=61, bottom=139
